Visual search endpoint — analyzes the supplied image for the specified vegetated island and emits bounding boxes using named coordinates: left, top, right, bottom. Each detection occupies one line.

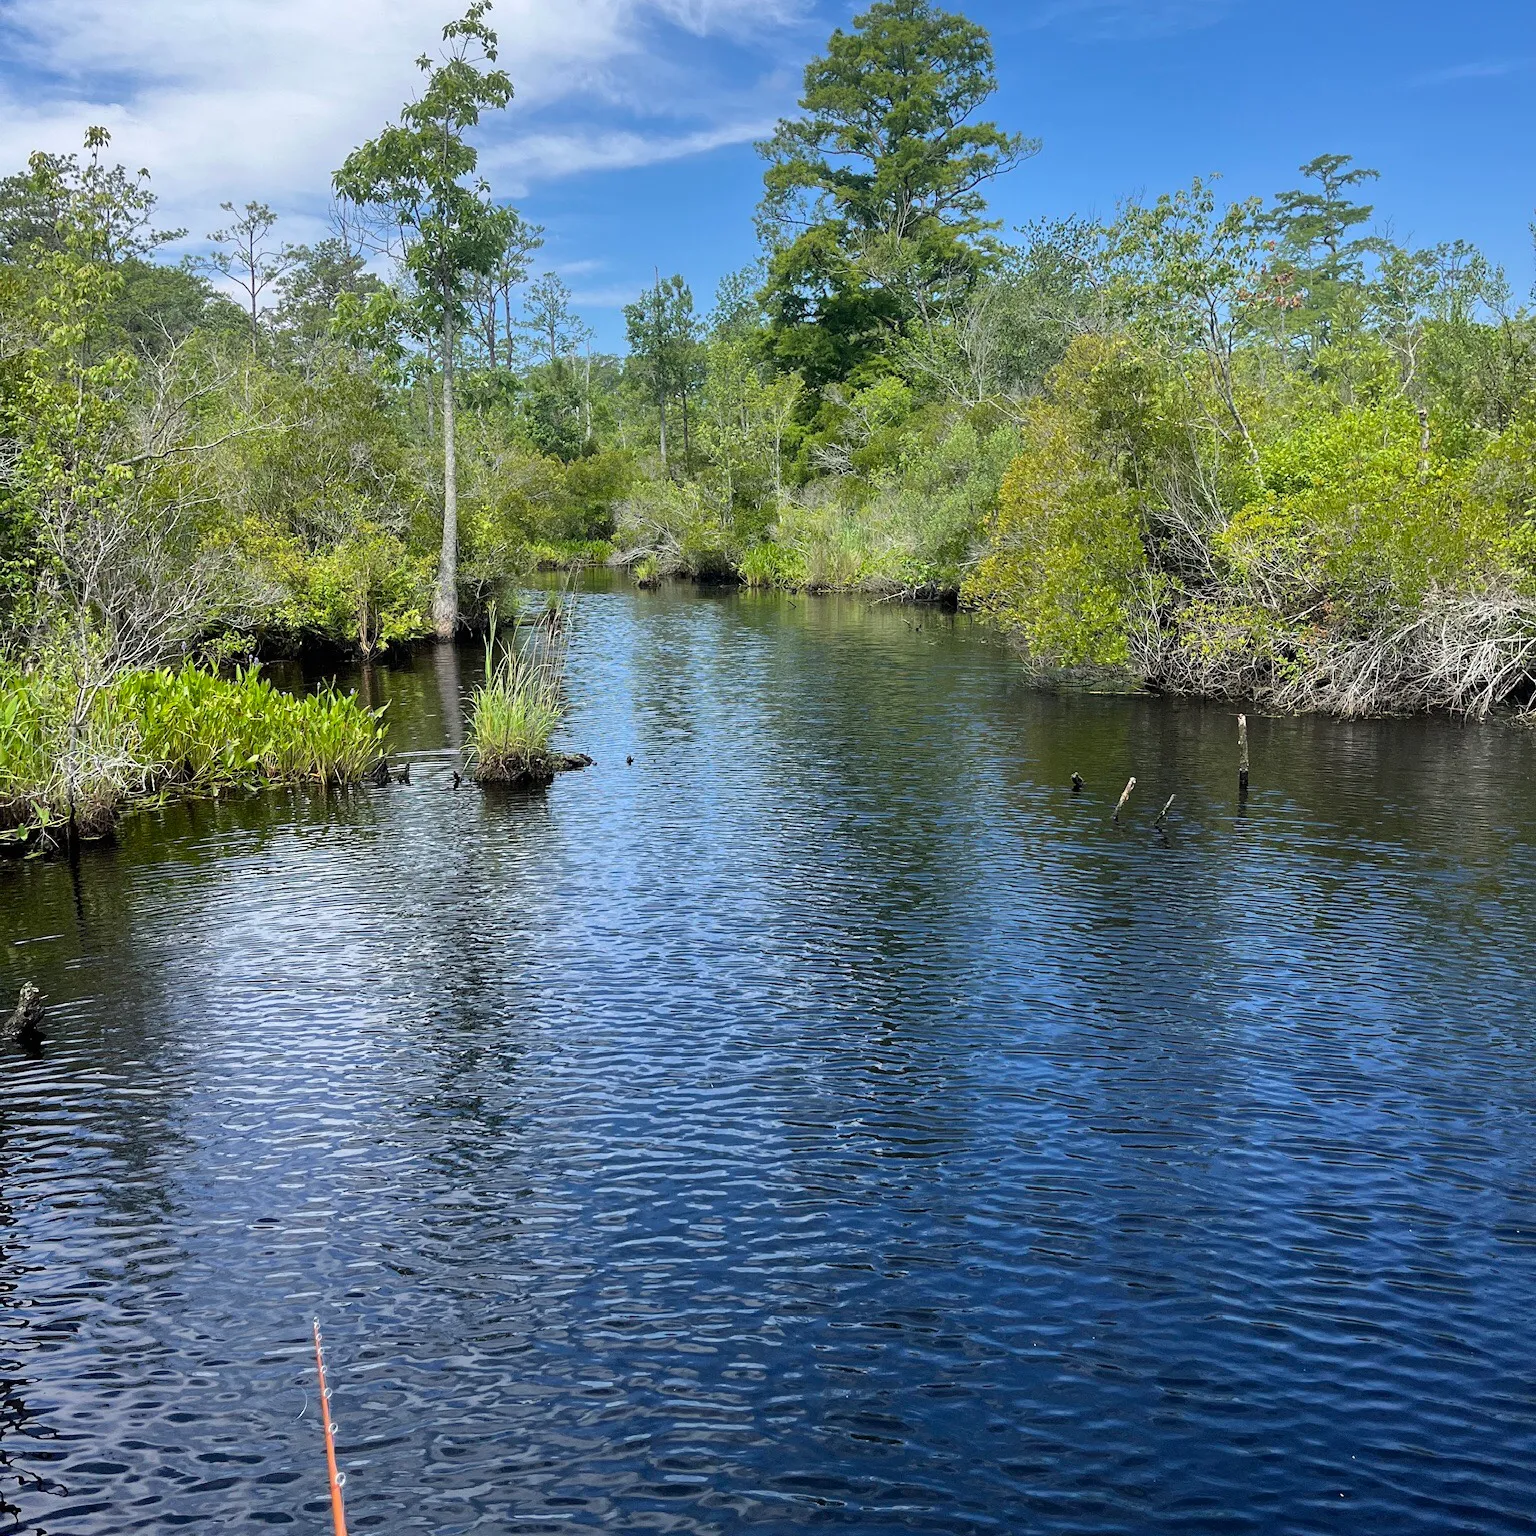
left=5, top=0, right=1536, bottom=848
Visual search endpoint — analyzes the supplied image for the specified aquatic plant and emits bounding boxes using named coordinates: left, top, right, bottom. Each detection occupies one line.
left=466, top=601, right=569, bottom=784
left=121, top=665, right=384, bottom=785
left=0, top=662, right=384, bottom=841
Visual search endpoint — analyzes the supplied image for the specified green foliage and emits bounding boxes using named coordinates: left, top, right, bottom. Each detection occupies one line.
left=0, top=127, right=183, bottom=265
left=962, top=266, right=1536, bottom=711
left=520, top=364, right=587, bottom=461
left=738, top=541, right=808, bottom=589
left=5, top=0, right=1536, bottom=730
left=274, top=238, right=386, bottom=352
left=757, top=0, right=1036, bottom=389
left=964, top=342, right=1147, bottom=667
left=1223, top=401, right=1518, bottom=621
left=466, top=610, right=567, bottom=781
left=1, top=661, right=383, bottom=836
left=273, top=526, right=434, bottom=657
left=526, top=538, right=615, bottom=570
left=616, top=476, right=733, bottom=578
left=332, top=4, right=516, bottom=338
left=624, top=274, right=702, bottom=470
left=119, top=665, right=384, bottom=786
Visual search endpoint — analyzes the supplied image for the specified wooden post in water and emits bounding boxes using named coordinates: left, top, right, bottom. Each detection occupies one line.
left=1237, top=714, right=1250, bottom=799
left=1112, top=776, right=1136, bottom=823
left=1155, top=794, right=1174, bottom=827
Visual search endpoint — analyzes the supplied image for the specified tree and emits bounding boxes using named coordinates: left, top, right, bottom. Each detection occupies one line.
left=1270, top=154, right=1380, bottom=282
left=624, top=274, right=701, bottom=473
left=333, top=1, right=517, bottom=639
left=894, top=216, right=1111, bottom=412
left=1113, top=178, right=1269, bottom=473
left=520, top=370, right=586, bottom=461
left=520, top=273, right=585, bottom=368
left=757, top=0, right=1035, bottom=387
left=466, top=213, right=543, bottom=369
left=200, top=200, right=294, bottom=358
left=698, top=331, right=804, bottom=514
left=0, top=127, right=183, bottom=264
left=1, top=146, right=248, bottom=835
left=516, top=273, right=596, bottom=453
left=1267, top=153, right=1383, bottom=351
left=274, top=236, right=384, bottom=348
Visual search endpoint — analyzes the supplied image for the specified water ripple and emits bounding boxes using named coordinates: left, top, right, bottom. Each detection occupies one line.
left=3, top=585, right=1536, bottom=1532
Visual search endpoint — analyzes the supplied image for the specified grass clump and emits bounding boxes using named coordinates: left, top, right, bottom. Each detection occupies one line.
left=466, top=602, right=571, bottom=784
left=1, top=662, right=384, bottom=841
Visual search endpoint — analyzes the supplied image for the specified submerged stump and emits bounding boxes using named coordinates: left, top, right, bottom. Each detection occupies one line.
left=471, top=751, right=592, bottom=788
left=8, top=984, right=44, bottom=1052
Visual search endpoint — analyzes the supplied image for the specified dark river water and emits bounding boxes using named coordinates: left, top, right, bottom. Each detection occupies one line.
left=4, top=581, right=1536, bottom=1534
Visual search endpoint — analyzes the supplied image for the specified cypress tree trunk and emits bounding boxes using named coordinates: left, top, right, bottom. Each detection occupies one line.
left=584, top=348, right=593, bottom=445
left=434, top=308, right=459, bottom=640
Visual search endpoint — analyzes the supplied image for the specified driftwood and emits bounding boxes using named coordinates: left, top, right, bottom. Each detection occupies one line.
left=1070, top=771, right=1084, bottom=793
left=1135, top=591, right=1536, bottom=720
left=1155, top=794, right=1174, bottom=827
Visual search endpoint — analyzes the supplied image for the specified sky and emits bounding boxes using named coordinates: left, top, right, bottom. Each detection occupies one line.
left=1, top=0, right=1532, bottom=349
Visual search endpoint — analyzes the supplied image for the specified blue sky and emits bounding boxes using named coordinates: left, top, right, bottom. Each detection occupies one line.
left=1, top=0, right=1532, bottom=349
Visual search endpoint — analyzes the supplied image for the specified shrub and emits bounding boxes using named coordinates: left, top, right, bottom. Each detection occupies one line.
left=964, top=395, right=1145, bottom=669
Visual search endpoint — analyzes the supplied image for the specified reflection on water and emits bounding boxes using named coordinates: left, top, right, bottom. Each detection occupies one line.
left=3, top=580, right=1536, bottom=1534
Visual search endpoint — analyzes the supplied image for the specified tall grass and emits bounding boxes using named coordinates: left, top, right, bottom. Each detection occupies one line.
left=466, top=600, right=570, bottom=784
left=0, top=662, right=384, bottom=840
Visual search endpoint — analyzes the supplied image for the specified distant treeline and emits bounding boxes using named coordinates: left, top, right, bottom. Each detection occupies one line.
left=4, top=0, right=1536, bottom=744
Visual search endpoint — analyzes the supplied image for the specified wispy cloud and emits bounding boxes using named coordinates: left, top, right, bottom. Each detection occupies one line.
left=487, top=119, right=775, bottom=189
left=1028, top=0, right=1236, bottom=41
left=1412, top=57, right=1530, bottom=86
left=567, top=281, right=653, bottom=309
left=0, top=0, right=810, bottom=247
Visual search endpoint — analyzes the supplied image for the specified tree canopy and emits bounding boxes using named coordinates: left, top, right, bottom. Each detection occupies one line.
left=757, top=0, right=1035, bottom=390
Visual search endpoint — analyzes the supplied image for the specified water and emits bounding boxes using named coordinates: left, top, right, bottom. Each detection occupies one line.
left=4, top=581, right=1536, bottom=1534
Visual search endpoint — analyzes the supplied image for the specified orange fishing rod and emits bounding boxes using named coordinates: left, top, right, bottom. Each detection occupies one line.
left=311, top=1318, right=349, bottom=1536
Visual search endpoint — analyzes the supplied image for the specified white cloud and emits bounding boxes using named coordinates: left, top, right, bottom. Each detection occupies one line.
left=487, top=119, right=775, bottom=187
left=0, top=0, right=809, bottom=246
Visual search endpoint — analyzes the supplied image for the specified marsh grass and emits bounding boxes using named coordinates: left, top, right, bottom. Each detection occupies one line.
left=467, top=599, right=570, bottom=784
left=1, top=662, right=384, bottom=840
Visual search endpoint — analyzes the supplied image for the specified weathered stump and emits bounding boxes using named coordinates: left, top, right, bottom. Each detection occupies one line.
left=8, top=984, right=44, bottom=1052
